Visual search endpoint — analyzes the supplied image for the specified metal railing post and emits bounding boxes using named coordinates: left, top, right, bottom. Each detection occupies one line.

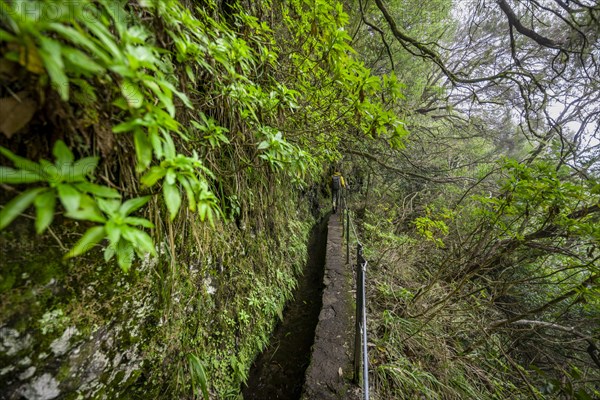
left=346, top=208, right=350, bottom=264
left=361, top=259, right=369, bottom=400
left=341, top=203, right=345, bottom=237
left=353, top=243, right=363, bottom=383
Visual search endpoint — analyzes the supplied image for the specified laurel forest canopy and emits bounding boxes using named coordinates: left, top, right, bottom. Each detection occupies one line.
left=0, top=0, right=599, bottom=399
left=346, top=0, right=600, bottom=398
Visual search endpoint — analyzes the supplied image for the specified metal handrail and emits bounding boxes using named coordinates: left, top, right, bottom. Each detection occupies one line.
left=344, top=193, right=370, bottom=400
left=361, top=259, right=369, bottom=400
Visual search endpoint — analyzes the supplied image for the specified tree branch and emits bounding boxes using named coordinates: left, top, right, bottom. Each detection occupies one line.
left=490, top=273, right=598, bottom=329
left=496, top=0, right=561, bottom=49
left=358, top=0, right=395, bottom=71
left=492, top=319, right=600, bottom=368
left=499, top=319, right=589, bottom=338
left=372, top=0, right=528, bottom=84
left=343, top=148, right=476, bottom=183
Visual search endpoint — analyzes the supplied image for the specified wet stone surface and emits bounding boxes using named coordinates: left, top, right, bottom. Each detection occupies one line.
left=242, top=214, right=360, bottom=400
left=301, top=214, right=360, bottom=400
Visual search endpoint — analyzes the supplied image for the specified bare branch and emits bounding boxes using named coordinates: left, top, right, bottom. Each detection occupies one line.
left=496, top=0, right=561, bottom=49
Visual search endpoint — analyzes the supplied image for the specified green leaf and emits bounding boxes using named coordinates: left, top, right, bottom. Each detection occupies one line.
left=178, top=175, right=196, bottom=212
left=113, top=118, right=144, bottom=133
left=65, top=226, right=105, bottom=258
left=38, top=37, right=69, bottom=101
left=574, top=388, right=593, bottom=400
left=64, top=195, right=106, bottom=223
left=33, top=190, right=56, bottom=234
left=104, top=244, right=116, bottom=262
left=0, top=188, right=45, bottom=230
left=149, top=130, right=163, bottom=160
left=52, top=140, right=74, bottom=164
left=103, top=1, right=128, bottom=36
left=142, top=79, right=174, bottom=116
left=121, top=80, right=144, bottom=109
left=185, top=65, right=196, bottom=83
left=0, top=28, right=17, bottom=42
left=97, top=198, right=121, bottom=215
left=74, top=182, right=121, bottom=198
left=172, top=88, right=192, bottom=109
left=39, top=159, right=61, bottom=182
left=112, top=97, right=129, bottom=111
left=116, top=239, right=135, bottom=272
left=83, top=16, right=124, bottom=62
left=198, top=202, right=210, bottom=222
left=141, top=166, right=167, bottom=187
left=165, top=168, right=177, bottom=185
left=133, top=129, right=153, bottom=171
left=65, top=207, right=106, bottom=223
left=163, top=182, right=181, bottom=221
left=0, top=166, right=42, bottom=184
left=105, top=220, right=121, bottom=244
left=70, top=157, right=99, bottom=181
left=122, top=226, right=156, bottom=256
left=57, top=184, right=81, bottom=213
left=61, top=47, right=104, bottom=75
left=120, top=196, right=151, bottom=216
left=162, top=131, right=177, bottom=160
left=123, top=217, right=154, bottom=228
left=72, top=78, right=98, bottom=105
left=0, top=147, right=40, bottom=172
left=48, top=23, right=111, bottom=65
left=188, top=354, right=209, bottom=400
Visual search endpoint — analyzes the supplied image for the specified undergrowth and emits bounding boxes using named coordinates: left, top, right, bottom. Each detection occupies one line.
left=352, top=169, right=600, bottom=400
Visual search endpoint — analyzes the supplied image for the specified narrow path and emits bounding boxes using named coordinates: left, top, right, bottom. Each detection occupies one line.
left=301, top=214, right=360, bottom=400
left=242, top=217, right=328, bottom=399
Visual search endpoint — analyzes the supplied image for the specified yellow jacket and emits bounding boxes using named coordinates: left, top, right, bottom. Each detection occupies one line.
left=332, top=172, right=346, bottom=188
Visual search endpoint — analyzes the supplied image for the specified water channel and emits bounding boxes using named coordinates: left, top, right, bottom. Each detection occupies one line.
left=242, top=218, right=328, bottom=399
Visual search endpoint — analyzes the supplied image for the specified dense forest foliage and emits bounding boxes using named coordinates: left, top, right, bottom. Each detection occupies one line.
left=0, top=0, right=598, bottom=399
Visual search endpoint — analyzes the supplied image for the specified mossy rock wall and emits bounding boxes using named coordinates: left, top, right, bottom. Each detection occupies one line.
left=0, top=0, right=338, bottom=397
left=0, top=186, right=326, bottom=399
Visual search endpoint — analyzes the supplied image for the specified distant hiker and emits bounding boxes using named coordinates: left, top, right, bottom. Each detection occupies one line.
left=331, top=171, right=346, bottom=213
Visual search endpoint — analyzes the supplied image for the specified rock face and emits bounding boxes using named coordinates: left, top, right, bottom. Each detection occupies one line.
left=0, top=241, right=154, bottom=400
left=0, top=200, right=316, bottom=399
left=302, top=214, right=361, bottom=400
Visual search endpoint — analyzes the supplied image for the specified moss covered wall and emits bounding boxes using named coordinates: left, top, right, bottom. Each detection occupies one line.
left=0, top=0, right=343, bottom=397
left=0, top=185, right=327, bottom=399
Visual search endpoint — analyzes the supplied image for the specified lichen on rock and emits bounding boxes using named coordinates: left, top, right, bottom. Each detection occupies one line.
left=17, top=373, right=61, bottom=400
left=49, top=327, right=79, bottom=357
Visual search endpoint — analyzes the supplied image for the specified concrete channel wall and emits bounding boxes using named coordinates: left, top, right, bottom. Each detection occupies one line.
left=301, top=214, right=360, bottom=400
